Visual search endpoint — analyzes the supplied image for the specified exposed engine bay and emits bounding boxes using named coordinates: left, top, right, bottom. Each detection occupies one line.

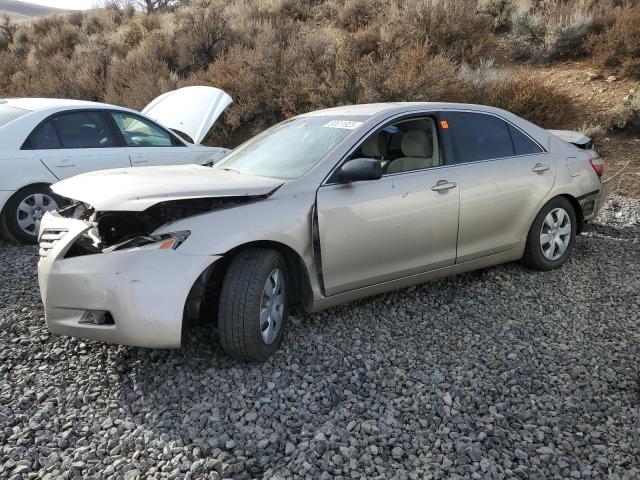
left=59, top=195, right=270, bottom=257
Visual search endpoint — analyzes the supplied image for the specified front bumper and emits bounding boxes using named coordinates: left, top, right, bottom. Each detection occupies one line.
left=37, top=212, right=220, bottom=348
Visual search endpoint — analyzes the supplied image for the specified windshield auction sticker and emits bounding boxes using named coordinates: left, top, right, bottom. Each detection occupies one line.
left=323, top=120, right=363, bottom=130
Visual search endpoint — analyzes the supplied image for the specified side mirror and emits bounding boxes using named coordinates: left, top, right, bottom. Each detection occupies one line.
left=339, top=158, right=383, bottom=182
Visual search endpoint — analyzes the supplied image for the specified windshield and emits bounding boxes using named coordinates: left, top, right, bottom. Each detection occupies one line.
left=215, top=115, right=367, bottom=179
left=0, top=105, right=29, bottom=128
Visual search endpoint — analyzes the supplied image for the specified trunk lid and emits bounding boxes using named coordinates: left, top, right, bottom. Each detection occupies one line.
left=547, top=129, right=594, bottom=150
left=51, top=165, right=283, bottom=211
left=142, top=86, right=232, bottom=145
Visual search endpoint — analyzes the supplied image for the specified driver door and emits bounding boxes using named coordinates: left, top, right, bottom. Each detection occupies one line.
left=316, top=115, right=460, bottom=296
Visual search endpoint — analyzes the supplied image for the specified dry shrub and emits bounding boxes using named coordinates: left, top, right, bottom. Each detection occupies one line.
left=457, top=58, right=506, bottom=88
left=508, top=1, right=595, bottom=64
left=173, top=6, right=233, bottom=74
left=36, top=22, right=82, bottom=59
left=336, top=0, right=385, bottom=31
left=9, top=26, right=32, bottom=58
left=104, top=32, right=177, bottom=109
left=381, top=50, right=471, bottom=102
left=579, top=121, right=607, bottom=141
left=0, top=50, right=20, bottom=94
left=9, top=52, right=78, bottom=98
left=477, top=0, right=514, bottom=32
left=611, top=95, right=640, bottom=130
left=0, top=0, right=609, bottom=144
left=482, top=76, right=573, bottom=127
left=0, top=16, right=15, bottom=51
left=386, top=0, right=496, bottom=62
left=591, top=5, right=640, bottom=79
left=81, top=8, right=122, bottom=35
left=71, top=43, right=112, bottom=100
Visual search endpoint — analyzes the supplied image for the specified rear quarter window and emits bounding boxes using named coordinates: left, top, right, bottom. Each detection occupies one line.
left=509, top=124, right=543, bottom=155
left=29, top=121, right=62, bottom=149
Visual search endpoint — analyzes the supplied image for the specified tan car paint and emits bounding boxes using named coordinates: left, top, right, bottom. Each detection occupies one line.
left=38, top=102, right=608, bottom=349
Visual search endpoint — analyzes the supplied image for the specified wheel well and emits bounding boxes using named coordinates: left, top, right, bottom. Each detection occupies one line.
left=183, top=240, right=313, bottom=328
left=0, top=183, right=52, bottom=219
left=559, top=194, right=584, bottom=234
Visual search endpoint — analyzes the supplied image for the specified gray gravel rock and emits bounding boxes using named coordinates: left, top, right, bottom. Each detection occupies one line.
left=1, top=194, right=639, bottom=479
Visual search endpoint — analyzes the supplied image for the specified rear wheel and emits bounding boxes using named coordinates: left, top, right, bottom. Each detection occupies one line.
left=218, top=249, right=289, bottom=361
left=523, top=197, right=577, bottom=271
left=1, top=185, right=64, bottom=244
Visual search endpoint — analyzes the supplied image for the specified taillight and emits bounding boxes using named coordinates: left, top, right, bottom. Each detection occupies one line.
left=589, top=156, right=604, bottom=178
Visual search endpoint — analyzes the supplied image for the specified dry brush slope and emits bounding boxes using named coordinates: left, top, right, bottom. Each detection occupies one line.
left=517, top=61, right=640, bottom=198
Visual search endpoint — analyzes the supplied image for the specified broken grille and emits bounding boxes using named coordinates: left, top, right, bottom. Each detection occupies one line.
left=39, top=229, right=68, bottom=258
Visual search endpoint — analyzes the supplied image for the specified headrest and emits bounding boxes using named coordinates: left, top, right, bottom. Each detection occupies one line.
left=361, top=133, right=388, bottom=158
left=401, top=130, right=433, bottom=158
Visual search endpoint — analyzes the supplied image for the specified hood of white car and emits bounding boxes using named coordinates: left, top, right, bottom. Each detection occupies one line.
left=142, top=86, right=232, bottom=145
left=51, top=165, right=283, bottom=211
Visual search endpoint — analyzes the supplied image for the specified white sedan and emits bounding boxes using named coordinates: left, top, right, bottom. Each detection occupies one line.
left=0, top=86, right=232, bottom=243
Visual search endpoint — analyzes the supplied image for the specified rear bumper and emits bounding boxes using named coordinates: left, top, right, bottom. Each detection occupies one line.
left=38, top=212, right=219, bottom=348
left=585, top=166, right=627, bottom=220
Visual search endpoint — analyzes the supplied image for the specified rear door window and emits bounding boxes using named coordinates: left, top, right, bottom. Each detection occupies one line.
left=509, top=124, right=543, bottom=155
left=30, top=121, right=61, bottom=149
left=51, top=111, right=116, bottom=149
left=445, top=112, right=515, bottom=164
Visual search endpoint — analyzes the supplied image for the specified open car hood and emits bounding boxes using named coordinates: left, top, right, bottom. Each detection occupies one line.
left=142, top=86, right=232, bottom=145
left=51, top=165, right=283, bottom=211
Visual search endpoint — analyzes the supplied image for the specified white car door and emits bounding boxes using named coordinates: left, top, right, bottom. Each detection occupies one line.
left=30, top=110, right=131, bottom=180
left=107, top=110, right=197, bottom=167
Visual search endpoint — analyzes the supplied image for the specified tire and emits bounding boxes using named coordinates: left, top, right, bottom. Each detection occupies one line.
left=218, top=248, right=289, bottom=361
left=522, top=196, right=577, bottom=271
left=1, top=185, right=65, bottom=244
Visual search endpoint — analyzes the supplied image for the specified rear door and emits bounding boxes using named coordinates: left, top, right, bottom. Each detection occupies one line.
left=107, top=111, right=196, bottom=167
left=440, top=111, right=555, bottom=262
left=29, top=110, right=131, bottom=180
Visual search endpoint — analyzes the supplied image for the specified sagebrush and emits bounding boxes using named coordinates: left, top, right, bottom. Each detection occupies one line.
left=0, top=0, right=637, bottom=145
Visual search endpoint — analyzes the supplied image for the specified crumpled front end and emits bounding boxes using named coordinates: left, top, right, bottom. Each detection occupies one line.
left=37, top=210, right=219, bottom=348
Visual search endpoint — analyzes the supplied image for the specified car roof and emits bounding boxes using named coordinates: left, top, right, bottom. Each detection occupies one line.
left=299, top=102, right=508, bottom=118
left=0, top=98, right=131, bottom=112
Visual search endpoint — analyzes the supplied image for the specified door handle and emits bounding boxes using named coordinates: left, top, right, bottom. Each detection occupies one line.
left=55, top=163, right=76, bottom=168
left=431, top=180, right=457, bottom=192
left=131, top=158, right=148, bottom=164
left=532, top=163, right=550, bottom=173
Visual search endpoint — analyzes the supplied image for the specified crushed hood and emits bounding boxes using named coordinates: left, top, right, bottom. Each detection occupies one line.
left=142, top=86, right=232, bottom=145
left=51, top=165, right=283, bottom=211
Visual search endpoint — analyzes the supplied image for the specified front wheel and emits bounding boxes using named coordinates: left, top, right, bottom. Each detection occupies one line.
left=522, top=197, right=577, bottom=271
left=218, top=249, right=289, bottom=361
left=1, top=185, right=64, bottom=244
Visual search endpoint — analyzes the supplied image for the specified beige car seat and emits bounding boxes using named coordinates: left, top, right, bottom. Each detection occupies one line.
left=360, top=132, right=388, bottom=159
left=387, top=123, right=439, bottom=174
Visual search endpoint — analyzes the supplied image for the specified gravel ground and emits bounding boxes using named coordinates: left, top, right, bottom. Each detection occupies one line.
left=1, top=194, right=639, bottom=480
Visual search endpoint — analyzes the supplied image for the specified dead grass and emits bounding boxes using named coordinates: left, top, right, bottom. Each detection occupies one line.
left=590, top=5, right=640, bottom=80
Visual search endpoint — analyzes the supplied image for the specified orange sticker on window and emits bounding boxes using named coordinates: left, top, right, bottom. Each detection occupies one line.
left=440, top=120, right=449, bottom=129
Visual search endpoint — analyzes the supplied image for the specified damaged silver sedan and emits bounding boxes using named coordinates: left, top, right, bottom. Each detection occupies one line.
left=38, top=103, right=616, bottom=361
